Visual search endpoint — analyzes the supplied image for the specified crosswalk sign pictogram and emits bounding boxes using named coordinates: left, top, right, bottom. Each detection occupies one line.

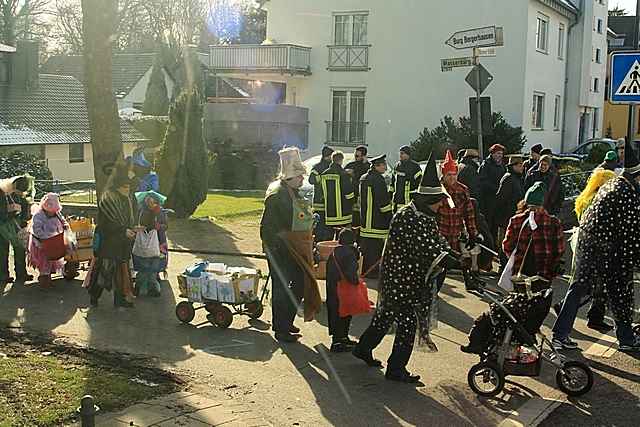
left=610, top=52, right=640, bottom=103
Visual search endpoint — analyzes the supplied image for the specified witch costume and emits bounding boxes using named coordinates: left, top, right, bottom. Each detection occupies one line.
left=353, top=152, right=450, bottom=383
left=553, top=143, right=640, bottom=351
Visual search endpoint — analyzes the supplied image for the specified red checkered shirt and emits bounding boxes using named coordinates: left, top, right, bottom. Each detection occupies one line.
left=502, top=209, right=565, bottom=281
left=437, top=181, right=478, bottom=251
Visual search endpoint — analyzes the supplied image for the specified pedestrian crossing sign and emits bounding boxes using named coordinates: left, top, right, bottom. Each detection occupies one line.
left=610, top=52, right=640, bottom=104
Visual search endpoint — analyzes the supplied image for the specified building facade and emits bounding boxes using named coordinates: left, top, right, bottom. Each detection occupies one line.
left=209, top=0, right=607, bottom=159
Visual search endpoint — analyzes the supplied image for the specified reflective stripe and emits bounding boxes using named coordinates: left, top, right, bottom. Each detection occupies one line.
left=365, top=186, right=374, bottom=231
left=404, top=181, right=411, bottom=206
left=414, top=170, right=423, bottom=180
left=360, top=229, right=389, bottom=239
left=361, top=186, right=389, bottom=239
left=310, top=170, right=319, bottom=176
left=380, top=204, right=392, bottom=213
left=345, top=192, right=355, bottom=200
left=321, top=173, right=345, bottom=224
left=326, top=214, right=353, bottom=226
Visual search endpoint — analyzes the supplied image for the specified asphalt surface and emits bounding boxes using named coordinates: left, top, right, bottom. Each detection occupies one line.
left=1, top=221, right=638, bottom=426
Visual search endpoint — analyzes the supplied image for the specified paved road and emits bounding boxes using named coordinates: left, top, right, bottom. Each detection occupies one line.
left=0, top=221, right=638, bottom=426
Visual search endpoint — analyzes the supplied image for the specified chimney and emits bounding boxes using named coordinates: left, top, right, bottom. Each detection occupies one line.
left=11, top=39, right=40, bottom=91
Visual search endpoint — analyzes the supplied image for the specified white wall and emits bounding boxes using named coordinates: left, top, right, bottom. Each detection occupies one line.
left=118, top=68, right=175, bottom=110
left=521, top=1, right=572, bottom=152
left=45, top=144, right=136, bottom=181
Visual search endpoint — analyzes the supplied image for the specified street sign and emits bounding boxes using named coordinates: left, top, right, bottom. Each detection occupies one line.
left=473, top=47, right=497, bottom=57
left=465, top=64, right=493, bottom=95
left=610, top=51, right=640, bottom=104
left=469, top=97, right=492, bottom=134
left=446, top=26, right=504, bottom=50
left=441, top=56, right=474, bottom=72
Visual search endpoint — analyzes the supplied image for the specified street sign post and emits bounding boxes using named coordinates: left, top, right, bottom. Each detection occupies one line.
left=441, top=56, right=474, bottom=72
left=445, top=26, right=504, bottom=50
left=465, top=64, right=494, bottom=95
left=610, top=51, right=640, bottom=104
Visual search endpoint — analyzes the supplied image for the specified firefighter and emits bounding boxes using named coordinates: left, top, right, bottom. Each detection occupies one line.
left=345, top=145, right=370, bottom=230
left=321, top=151, right=355, bottom=232
left=360, top=155, right=393, bottom=278
left=390, top=145, right=423, bottom=213
left=309, top=146, right=334, bottom=241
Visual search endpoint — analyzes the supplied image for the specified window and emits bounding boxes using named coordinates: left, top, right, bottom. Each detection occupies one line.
left=597, top=19, right=603, bottom=34
left=532, top=92, right=545, bottom=129
left=595, top=48, right=602, bottom=63
left=333, top=13, right=368, bottom=45
left=69, top=143, right=84, bottom=163
left=594, top=77, right=600, bottom=93
left=330, top=89, right=366, bottom=144
left=536, top=14, right=549, bottom=53
left=592, top=108, right=599, bottom=137
left=554, top=95, right=561, bottom=130
left=558, top=24, right=565, bottom=59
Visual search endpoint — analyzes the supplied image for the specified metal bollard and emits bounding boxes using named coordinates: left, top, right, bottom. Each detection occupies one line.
left=77, top=395, right=100, bottom=427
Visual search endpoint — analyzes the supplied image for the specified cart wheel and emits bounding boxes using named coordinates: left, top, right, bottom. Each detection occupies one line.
left=245, top=301, right=264, bottom=319
left=555, top=361, right=593, bottom=397
left=175, top=301, right=195, bottom=324
left=468, top=361, right=505, bottom=397
left=63, top=262, right=79, bottom=281
left=205, top=302, right=221, bottom=313
left=211, top=306, right=233, bottom=329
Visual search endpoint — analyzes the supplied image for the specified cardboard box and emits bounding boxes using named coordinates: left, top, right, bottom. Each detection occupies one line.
left=232, top=274, right=260, bottom=303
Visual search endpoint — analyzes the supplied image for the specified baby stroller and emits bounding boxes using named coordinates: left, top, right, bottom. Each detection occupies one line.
left=462, top=277, right=593, bottom=398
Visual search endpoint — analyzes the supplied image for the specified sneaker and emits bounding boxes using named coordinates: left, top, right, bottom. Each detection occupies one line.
left=552, top=337, right=579, bottom=350
left=289, top=325, right=301, bottom=334
left=619, top=338, right=640, bottom=352
left=385, top=369, right=421, bottom=384
left=330, top=342, right=352, bottom=353
left=587, top=319, right=614, bottom=333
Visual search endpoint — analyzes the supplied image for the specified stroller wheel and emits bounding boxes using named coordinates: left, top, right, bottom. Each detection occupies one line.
left=555, top=361, right=593, bottom=397
left=468, top=361, right=505, bottom=397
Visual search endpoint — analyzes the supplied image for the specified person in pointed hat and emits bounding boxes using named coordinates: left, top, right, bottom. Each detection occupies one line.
left=359, top=154, right=393, bottom=278
left=260, top=147, right=322, bottom=343
left=436, top=150, right=482, bottom=292
left=552, top=142, right=640, bottom=352
left=390, top=145, right=423, bottom=213
left=132, top=149, right=159, bottom=193
left=353, top=151, right=451, bottom=383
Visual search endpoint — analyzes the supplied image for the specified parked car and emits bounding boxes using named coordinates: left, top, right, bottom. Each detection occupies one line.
left=567, top=138, right=618, bottom=162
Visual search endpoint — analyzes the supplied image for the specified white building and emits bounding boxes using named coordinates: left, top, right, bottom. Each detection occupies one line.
left=209, top=0, right=607, bottom=159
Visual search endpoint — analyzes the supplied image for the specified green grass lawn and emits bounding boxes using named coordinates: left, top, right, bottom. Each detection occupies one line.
left=192, top=191, right=265, bottom=220
left=0, top=350, right=179, bottom=426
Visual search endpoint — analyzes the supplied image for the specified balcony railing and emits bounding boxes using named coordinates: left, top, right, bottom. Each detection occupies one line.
left=209, top=44, right=312, bottom=75
left=327, top=45, right=370, bottom=71
left=325, top=121, right=369, bottom=146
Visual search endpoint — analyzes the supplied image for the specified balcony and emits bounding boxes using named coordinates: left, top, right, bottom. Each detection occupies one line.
left=209, top=44, right=312, bottom=76
left=325, top=121, right=369, bottom=146
left=327, top=45, right=370, bottom=71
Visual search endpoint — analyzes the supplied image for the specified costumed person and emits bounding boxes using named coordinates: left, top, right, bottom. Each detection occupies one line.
left=390, top=145, right=422, bottom=213
left=597, top=151, right=618, bottom=172
left=524, top=154, right=565, bottom=216
left=132, top=149, right=159, bottom=192
left=325, top=228, right=360, bottom=352
left=552, top=167, right=616, bottom=333
left=436, top=150, right=482, bottom=292
left=344, top=145, right=370, bottom=231
left=359, top=154, right=393, bottom=279
left=462, top=182, right=565, bottom=355
left=457, top=148, right=481, bottom=201
left=552, top=143, right=640, bottom=352
left=320, top=151, right=354, bottom=233
left=28, top=193, right=70, bottom=289
left=478, top=144, right=506, bottom=240
left=522, top=144, right=543, bottom=177
left=132, top=190, right=169, bottom=297
left=353, top=152, right=451, bottom=383
left=87, top=161, right=137, bottom=308
left=0, top=175, right=34, bottom=286
left=309, top=146, right=334, bottom=242
left=260, top=147, right=322, bottom=343
left=495, top=156, right=525, bottom=266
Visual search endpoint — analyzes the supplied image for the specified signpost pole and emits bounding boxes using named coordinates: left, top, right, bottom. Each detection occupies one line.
left=627, top=0, right=640, bottom=146
left=475, top=56, right=484, bottom=158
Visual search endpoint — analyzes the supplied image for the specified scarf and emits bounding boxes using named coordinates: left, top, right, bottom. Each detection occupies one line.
left=100, top=190, right=134, bottom=229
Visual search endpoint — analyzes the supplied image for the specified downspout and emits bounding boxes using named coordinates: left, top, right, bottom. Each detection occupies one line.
left=561, top=7, right=580, bottom=153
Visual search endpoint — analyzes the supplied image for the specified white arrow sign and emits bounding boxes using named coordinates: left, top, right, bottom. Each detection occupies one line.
left=446, top=26, right=504, bottom=50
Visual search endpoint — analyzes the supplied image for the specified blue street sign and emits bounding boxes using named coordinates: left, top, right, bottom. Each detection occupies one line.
left=610, top=51, right=640, bottom=104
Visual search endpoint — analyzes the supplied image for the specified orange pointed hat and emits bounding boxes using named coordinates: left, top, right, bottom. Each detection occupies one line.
left=441, top=150, right=458, bottom=175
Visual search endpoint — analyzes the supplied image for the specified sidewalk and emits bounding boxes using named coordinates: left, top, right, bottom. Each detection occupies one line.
left=93, top=391, right=270, bottom=427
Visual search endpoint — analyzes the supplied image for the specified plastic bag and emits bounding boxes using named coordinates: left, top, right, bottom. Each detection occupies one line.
left=132, top=229, right=161, bottom=258
left=337, top=278, right=371, bottom=317
left=64, top=228, right=77, bottom=251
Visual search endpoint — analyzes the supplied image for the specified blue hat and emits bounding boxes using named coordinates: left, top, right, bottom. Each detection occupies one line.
left=132, top=150, right=151, bottom=168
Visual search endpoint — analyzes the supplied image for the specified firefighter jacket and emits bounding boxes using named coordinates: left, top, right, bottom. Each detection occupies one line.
left=391, top=159, right=423, bottom=210
left=344, top=159, right=370, bottom=213
left=360, top=169, right=393, bottom=239
left=309, top=159, right=330, bottom=212
left=320, top=163, right=355, bottom=226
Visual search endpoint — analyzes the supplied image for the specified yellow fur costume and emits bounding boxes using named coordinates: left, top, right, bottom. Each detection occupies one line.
left=574, top=168, right=616, bottom=221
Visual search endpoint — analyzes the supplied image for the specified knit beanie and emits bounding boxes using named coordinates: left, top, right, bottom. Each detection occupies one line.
left=525, top=181, right=546, bottom=207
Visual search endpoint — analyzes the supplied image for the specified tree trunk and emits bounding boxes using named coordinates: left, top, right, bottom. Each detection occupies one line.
left=81, top=0, right=122, bottom=196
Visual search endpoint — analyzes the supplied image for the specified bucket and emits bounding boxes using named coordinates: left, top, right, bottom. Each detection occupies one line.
left=317, top=240, right=339, bottom=261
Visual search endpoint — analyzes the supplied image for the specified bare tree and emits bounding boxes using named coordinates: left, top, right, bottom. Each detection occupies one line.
left=51, top=0, right=83, bottom=54
left=0, top=0, right=50, bottom=45
left=81, top=0, right=123, bottom=194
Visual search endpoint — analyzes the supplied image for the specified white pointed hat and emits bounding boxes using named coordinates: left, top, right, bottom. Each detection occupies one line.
left=278, top=147, right=306, bottom=180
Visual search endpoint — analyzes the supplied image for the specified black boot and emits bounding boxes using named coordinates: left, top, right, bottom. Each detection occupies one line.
left=385, top=369, right=421, bottom=383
